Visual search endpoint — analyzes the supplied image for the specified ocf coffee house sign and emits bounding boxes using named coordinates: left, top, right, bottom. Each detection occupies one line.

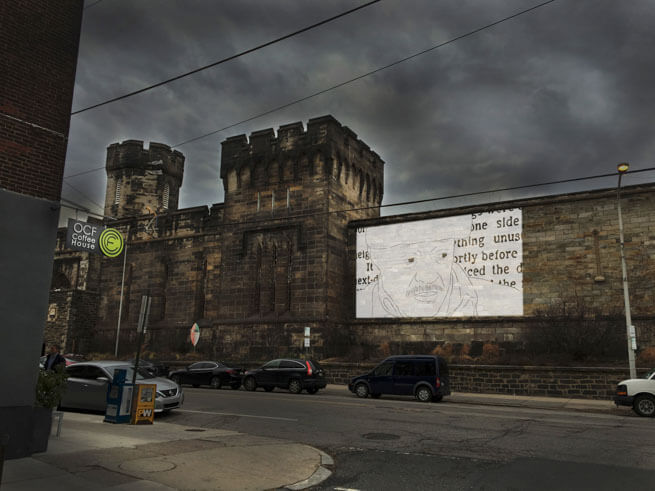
left=66, top=219, right=124, bottom=257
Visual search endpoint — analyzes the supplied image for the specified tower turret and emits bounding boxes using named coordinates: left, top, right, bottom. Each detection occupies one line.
left=104, top=140, right=184, bottom=219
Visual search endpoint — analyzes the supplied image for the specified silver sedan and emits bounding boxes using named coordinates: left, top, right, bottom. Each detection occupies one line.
left=59, top=360, right=183, bottom=413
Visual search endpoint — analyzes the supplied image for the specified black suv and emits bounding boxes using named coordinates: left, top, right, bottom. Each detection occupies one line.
left=242, top=358, right=326, bottom=394
left=349, top=355, right=450, bottom=402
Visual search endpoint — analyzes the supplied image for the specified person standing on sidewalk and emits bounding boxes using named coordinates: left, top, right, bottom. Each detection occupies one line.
left=44, top=344, right=66, bottom=371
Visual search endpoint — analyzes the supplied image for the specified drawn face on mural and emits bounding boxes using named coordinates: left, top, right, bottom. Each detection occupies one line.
left=364, top=218, right=477, bottom=317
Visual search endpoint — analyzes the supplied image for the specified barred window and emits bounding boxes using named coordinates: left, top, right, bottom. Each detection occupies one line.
left=163, top=183, right=170, bottom=209
left=114, top=181, right=121, bottom=204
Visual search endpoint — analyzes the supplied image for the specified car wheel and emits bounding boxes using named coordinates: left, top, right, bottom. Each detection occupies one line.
left=355, top=382, right=369, bottom=398
left=306, top=387, right=318, bottom=394
left=288, top=379, right=302, bottom=394
left=210, top=376, right=221, bottom=389
left=633, top=394, right=655, bottom=417
left=171, top=375, right=181, bottom=385
left=264, top=386, right=274, bottom=392
left=415, top=386, right=432, bottom=403
left=432, top=394, right=443, bottom=403
left=243, top=377, right=257, bottom=391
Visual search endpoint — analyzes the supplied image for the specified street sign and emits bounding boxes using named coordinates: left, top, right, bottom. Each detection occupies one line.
left=304, top=327, right=311, bottom=337
left=304, top=338, right=310, bottom=348
left=65, top=219, right=125, bottom=257
left=66, top=218, right=103, bottom=254
left=190, top=323, right=200, bottom=346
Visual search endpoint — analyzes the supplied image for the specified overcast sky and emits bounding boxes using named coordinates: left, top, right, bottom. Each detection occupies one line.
left=61, top=0, right=655, bottom=224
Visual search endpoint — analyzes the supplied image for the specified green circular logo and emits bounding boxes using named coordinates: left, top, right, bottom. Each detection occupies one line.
left=99, top=228, right=124, bottom=257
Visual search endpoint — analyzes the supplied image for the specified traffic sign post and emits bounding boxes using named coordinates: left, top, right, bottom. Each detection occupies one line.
left=132, top=295, right=151, bottom=385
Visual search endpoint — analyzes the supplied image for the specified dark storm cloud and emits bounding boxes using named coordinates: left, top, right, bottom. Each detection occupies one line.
left=61, top=0, right=655, bottom=224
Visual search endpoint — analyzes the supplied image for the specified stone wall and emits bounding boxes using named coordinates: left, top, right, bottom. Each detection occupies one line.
left=346, top=183, right=655, bottom=346
left=321, top=361, right=649, bottom=400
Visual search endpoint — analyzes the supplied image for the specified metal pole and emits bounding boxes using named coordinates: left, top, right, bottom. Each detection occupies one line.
left=114, top=225, right=130, bottom=358
left=617, top=171, right=637, bottom=379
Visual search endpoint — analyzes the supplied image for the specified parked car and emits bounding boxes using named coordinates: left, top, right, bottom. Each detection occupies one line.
left=59, top=361, right=183, bottom=413
left=242, top=359, right=326, bottom=394
left=349, top=355, right=450, bottom=402
left=615, top=368, right=655, bottom=417
left=129, top=358, right=169, bottom=377
left=39, top=355, right=82, bottom=369
left=168, top=361, right=243, bottom=389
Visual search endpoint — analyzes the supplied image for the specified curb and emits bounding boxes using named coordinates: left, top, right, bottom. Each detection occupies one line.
left=285, top=449, right=334, bottom=490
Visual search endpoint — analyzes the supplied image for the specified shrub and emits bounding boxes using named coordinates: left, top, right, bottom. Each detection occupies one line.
left=35, top=367, right=68, bottom=408
left=524, top=298, right=625, bottom=362
left=432, top=343, right=454, bottom=362
left=480, top=343, right=501, bottom=363
left=637, top=347, right=655, bottom=367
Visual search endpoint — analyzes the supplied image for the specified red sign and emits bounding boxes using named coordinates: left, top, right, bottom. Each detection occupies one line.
left=190, top=323, right=200, bottom=346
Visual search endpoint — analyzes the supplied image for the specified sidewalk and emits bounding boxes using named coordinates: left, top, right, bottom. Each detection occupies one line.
left=1, top=389, right=623, bottom=491
left=0, top=412, right=333, bottom=491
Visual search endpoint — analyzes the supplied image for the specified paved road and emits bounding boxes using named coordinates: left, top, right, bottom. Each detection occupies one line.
left=163, top=385, right=654, bottom=489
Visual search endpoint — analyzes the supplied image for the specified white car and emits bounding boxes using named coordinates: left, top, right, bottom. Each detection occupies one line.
left=60, top=361, right=184, bottom=413
left=615, top=369, right=655, bottom=417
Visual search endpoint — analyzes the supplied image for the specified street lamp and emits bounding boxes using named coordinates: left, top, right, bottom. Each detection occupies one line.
left=617, top=162, right=637, bottom=378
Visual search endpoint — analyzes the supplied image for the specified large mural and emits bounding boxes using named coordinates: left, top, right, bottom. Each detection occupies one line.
left=356, top=208, right=523, bottom=318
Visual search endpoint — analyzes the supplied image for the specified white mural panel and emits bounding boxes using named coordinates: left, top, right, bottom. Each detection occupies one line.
left=356, top=208, right=523, bottom=318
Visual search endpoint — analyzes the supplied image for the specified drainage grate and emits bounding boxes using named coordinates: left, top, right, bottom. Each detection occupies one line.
left=362, top=433, right=400, bottom=440
left=184, top=428, right=206, bottom=432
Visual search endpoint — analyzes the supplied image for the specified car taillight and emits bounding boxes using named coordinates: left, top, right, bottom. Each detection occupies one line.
left=435, top=377, right=441, bottom=388
left=226, top=369, right=233, bottom=374
left=306, top=361, right=313, bottom=376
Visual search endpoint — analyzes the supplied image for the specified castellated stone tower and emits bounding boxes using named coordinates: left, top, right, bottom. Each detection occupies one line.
left=104, top=140, right=185, bottom=219
left=213, top=115, right=384, bottom=323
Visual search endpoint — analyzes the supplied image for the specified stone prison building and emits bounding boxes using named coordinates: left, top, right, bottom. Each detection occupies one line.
left=46, top=115, right=655, bottom=361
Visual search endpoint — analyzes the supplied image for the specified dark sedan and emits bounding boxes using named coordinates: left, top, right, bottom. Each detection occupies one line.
left=242, top=358, right=326, bottom=394
left=168, top=361, right=243, bottom=389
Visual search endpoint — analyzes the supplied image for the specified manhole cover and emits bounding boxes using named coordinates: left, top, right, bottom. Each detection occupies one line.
left=184, top=428, right=206, bottom=432
left=362, top=433, right=400, bottom=440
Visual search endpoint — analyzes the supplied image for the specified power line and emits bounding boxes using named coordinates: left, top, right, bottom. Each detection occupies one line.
left=71, top=0, right=381, bottom=115
left=64, top=0, right=556, bottom=179
left=64, top=166, right=106, bottom=179
left=58, top=167, right=655, bottom=229
left=63, top=181, right=105, bottom=212
left=171, top=0, right=556, bottom=148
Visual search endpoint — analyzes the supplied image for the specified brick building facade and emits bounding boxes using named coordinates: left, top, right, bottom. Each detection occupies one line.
left=50, top=115, right=655, bottom=361
left=1, top=0, right=84, bottom=459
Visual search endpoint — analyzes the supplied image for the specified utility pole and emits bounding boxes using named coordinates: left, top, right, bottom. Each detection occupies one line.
left=617, top=163, right=637, bottom=379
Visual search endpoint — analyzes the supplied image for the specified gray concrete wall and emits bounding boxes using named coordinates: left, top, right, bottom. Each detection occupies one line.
left=0, top=189, right=60, bottom=458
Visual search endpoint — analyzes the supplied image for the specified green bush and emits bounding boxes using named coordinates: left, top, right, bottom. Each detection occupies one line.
left=35, top=367, right=68, bottom=408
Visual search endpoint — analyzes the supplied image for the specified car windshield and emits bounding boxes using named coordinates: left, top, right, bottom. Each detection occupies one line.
left=645, top=369, right=655, bottom=380
left=107, top=365, right=154, bottom=380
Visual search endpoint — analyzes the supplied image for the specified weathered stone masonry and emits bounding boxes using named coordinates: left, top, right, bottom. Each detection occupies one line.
left=49, top=115, right=655, bottom=360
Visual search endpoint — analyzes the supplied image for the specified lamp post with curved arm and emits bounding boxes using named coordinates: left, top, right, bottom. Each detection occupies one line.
left=617, top=162, right=636, bottom=379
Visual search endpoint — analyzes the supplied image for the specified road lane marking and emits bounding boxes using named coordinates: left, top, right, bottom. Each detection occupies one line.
left=177, top=409, right=298, bottom=422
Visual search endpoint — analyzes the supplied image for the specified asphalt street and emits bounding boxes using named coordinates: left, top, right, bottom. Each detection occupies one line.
left=162, top=385, right=655, bottom=490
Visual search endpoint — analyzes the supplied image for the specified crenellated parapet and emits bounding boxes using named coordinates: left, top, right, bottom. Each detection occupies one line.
left=220, top=115, right=384, bottom=207
left=104, top=140, right=185, bottom=218
left=106, top=140, right=184, bottom=184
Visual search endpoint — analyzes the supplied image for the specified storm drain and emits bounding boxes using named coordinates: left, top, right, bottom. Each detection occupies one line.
left=362, top=433, right=400, bottom=440
left=184, top=428, right=206, bottom=432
